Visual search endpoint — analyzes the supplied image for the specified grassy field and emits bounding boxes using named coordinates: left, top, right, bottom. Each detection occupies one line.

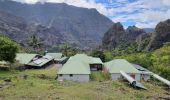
left=0, top=65, right=169, bottom=100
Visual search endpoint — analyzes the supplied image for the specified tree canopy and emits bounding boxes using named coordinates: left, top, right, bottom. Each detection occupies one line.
left=0, top=35, right=18, bottom=63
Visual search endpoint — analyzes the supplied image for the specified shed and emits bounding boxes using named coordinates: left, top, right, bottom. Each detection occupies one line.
left=57, top=59, right=90, bottom=82
left=132, top=64, right=152, bottom=81
left=104, top=59, right=141, bottom=81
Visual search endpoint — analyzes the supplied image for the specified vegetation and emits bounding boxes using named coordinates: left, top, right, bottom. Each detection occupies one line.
left=0, top=35, right=18, bottom=63
left=102, top=44, right=170, bottom=80
left=28, top=34, right=43, bottom=52
left=90, top=50, right=105, bottom=62
left=58, top=43, right=81, bottom=57
left=0, top=67, right=169, bottom=100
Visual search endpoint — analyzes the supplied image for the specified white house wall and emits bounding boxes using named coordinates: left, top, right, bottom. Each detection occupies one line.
left=58, top=74, right=90, bottom=82
left=111, top=73, right=141, bottom=81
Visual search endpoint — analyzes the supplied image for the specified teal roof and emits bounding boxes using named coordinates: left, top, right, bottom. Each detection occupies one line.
left=58, top=54, right=103, bottom=74
left=104, top=59, right=140, bottom=74
left=90, top=57, right=103, bottom=64
left=70, top=54, right=92, bottom=64
left=58, top=59, right=90, bottom=74
left=27, top=55, right=54, bottom=67
left=16, top=53, right=39, bottom=64
left=46, top=53, right=62, bottom=60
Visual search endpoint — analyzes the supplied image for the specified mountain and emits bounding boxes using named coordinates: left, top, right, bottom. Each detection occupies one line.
left=0, top=10, right=63, bottom=48
left=125, top=26, right=145, bottom=42
left=102, top=23, right=144, bottom=49
left=0, top=0, right=113, bottom=48
left=143, top=28, right=154, bottom=33
left=146, top=19, right=170, bottom=50
left=102, top=22, right=125, bottom=48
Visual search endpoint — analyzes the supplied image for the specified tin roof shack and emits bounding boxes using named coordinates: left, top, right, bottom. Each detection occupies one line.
left=57, top=59, right=91, bottom=82
left=104, top=59, right=141, bottom=81
left=27, top=55, right=54, bottom=68
left=132, top=64, right=152, bottom=81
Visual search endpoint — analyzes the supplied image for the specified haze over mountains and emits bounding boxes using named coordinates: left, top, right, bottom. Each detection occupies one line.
left=0, top=0, right=113, bottom=48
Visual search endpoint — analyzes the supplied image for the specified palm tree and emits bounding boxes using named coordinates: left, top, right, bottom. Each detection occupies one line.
left=28, top=34, right=43, bottom=52
left=59, top=43, right=71, bottom=56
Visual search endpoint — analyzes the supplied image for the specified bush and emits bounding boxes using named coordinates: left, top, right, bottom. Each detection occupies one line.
left=0, top=35, right=18, bottom=63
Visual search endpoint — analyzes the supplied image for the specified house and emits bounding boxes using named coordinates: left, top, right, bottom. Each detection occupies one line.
left=46, top=53, right=68, bottom=64
left=132, top=64, right=152, bottom=81
left=104, top=59, right=141, bottom=81
left=57, top=54, right=103, bottom=81
left=57, top=58, right=90, bottom=82
left=89, top=57, right=103, bottom=71
left=16, top=53, right=54, bottom=68
left=70, top=54, right=103, bottom=71
left=27, top=55, right=54, bottom=68
left=16, top=53, right=41, bottom=65
left=46, top=53, right=63, bottom=60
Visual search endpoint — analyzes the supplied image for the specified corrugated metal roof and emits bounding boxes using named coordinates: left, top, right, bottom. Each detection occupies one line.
left=16, top=53, right=39, bottom=64
left=132, top=64, right=152, bottom=74
left=27, top=55, right=54, bottom=67
left=58, top=54, right=103, bottom=74
left=70, top=54, right=93, bottom=64
left=58, top=59, right=90, bottom=74
left=90, top=57, right=103, bottom=64
left=104, top=59, right=140, bottom=74
left=46, top=53, right=62, bottom=60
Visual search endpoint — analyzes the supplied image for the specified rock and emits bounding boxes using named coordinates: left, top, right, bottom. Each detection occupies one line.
left=147, top=19, right=170, bottom=50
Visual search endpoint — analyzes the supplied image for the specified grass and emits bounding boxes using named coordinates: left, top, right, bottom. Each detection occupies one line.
left=0, top=66, right=169, bottom=100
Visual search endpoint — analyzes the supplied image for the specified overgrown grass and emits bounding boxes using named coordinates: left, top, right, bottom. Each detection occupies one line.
left=0, top=67, right=169, bottom=100
left=90, top=71, right=110, bottom=81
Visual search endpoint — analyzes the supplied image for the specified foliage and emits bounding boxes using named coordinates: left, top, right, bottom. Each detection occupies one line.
left=0, top=35, right=18, bottom=63
left=151, top=44, right=170, bottom=80
left=28, top=34, right=43, bottom=52
left=58, top=43, right=81, bottom=57
left=90, top=71, right=110, bottom=81
left=104, top=44, right=170, bottom=80
left=90, top=50, right=105, bottom=62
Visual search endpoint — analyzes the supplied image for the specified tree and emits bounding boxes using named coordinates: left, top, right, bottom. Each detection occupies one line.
left=0, top=35, right=18, bottom=63
left=59, top=43, right=80, bottom=57
left=90, top=50, right=105, bottom=62
left=28, top=34, right=43, bottom=52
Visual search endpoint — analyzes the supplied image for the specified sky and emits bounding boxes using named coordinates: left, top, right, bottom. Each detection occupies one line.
left=12, top=0, right=170, bottom=28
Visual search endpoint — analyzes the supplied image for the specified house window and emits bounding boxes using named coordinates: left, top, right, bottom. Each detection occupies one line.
left=59, top=74, right=63, bottom=76
left=70, top=74, right=73, bottom=77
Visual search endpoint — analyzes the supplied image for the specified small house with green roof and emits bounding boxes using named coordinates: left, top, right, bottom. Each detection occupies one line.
left=104, top=59, right=141, bottom=81
left=57, top=54, right=103, bottom=81
left=57, top=58, right=91, bottom=82
left=70, top=54, right=103, bottom=71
